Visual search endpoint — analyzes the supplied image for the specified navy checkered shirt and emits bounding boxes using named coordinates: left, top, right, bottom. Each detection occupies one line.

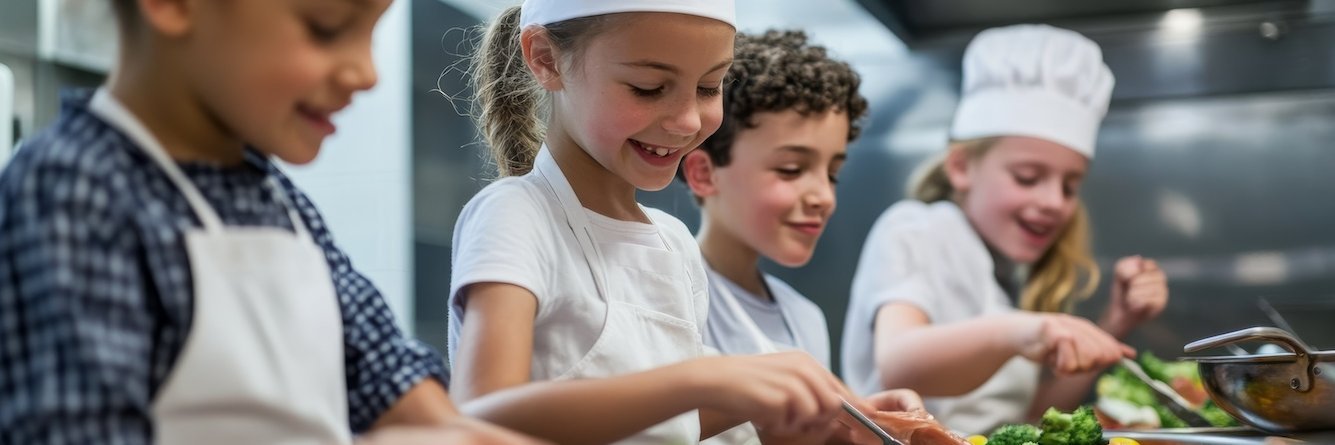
left=0, top=91, right=448, bottom=444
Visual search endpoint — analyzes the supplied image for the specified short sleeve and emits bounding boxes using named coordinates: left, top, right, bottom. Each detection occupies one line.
left=280, top=178, right=450, bottom=433
left=448, top=180, right=555, bottom=312
left=848, top=203, right=940, bottom=333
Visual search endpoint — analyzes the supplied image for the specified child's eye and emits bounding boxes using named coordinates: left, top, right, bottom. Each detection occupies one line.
left=1013, top=173, right=1039, bottom=186
left=630, top=85, right=665, bottom=98
left=697, top=86, right=722, bottom=98
left=306, top=20, right=343, bottom=43
left=829, top=174, right=840, bottom=185
left=776, top=167, right=801, bottom=177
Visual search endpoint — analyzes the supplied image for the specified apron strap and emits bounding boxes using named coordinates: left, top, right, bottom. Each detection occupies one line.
left=90, top=90, right=225, bottom=232
left=90, top=89, right=313, bottom=239
left=534, top=147, right=612, bottom=301
left=265, top=177, right=315, bottom=242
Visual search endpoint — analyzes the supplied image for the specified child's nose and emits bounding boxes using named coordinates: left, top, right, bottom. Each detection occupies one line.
left=337, top=45, right=379, bottom=92
left=661, top=95, right=701, bottom=137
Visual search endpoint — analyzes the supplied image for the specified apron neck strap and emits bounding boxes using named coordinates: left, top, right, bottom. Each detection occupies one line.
left=534, top=146, right=611, bottom=300
left=89, top=89, right=308, bottom=238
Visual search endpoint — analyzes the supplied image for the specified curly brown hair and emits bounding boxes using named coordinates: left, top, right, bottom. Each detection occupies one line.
left=685, top=29, right=868, bottom=175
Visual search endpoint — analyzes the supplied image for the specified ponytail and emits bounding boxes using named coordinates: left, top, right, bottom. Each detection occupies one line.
left=470, top=8, right=613, bottom=177
left=472, top=6, right=546, bottom=177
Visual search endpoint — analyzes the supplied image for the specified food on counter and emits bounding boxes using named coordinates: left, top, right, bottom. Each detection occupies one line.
left=870, top=409, right=970, bottom=445
left=1093, top=398, right=1159, bottom=428
left=1037, top=407, right=1104, bottom=445
left=986, top=423, right=1040, bottom=445
left=1095, top=352, right=1239, bottom=428
left=982, top=406, right=1105, bottom=445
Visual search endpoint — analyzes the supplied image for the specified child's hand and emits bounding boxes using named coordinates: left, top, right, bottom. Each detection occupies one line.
left=757, top=421, right=840, bottom=445
left=757, top=410, right=892, bottom=445
left=692, top=352, right=847, bottom=436
left=823, top=390, right=927, bottom=444
left=356, top=418, right=551, bottom=445
left=1011, top=312, right=1135, bottom=376
left=1101, top=256, right=1169, bottom=338
left=863, top=388, right=924, bottom=413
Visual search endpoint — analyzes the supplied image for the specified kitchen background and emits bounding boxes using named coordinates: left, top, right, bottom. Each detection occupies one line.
left=4, top=0, right=1334, bottom=378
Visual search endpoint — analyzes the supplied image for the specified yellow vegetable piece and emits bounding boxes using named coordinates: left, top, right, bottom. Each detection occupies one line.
left=1109, top=438, right=1140, bottom=445
left=966, top=435, right=988, bottom=445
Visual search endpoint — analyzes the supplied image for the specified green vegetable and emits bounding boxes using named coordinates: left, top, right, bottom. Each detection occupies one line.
left=988, top=423, right=1041, bottom=445
left=1096, top=367, right=1156, bottom=406
left=988, top=406, right=1105, bottom=445
left=1152, top=405, right=1188, bottom=428
left=1199, top=400, right=1237, bottom=427
left=1139, top=352, right=1200, bottom=385
left=1037, top=406, right=1102, bottom=445
left=1096, top=353, right=1241, bottom=428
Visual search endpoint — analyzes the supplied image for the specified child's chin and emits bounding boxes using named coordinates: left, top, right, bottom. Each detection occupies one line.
left=270, top=146, right=322, bottom=165
left=634, top=175, right=677, bottom=192
left=1002, top=245, right=1044, bottom=264
left=770, top=250, right=815, bottom=268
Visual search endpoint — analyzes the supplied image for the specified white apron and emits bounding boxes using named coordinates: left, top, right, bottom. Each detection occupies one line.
left=90, top=91, right=351, bottom=445
left=914, top=209, right=1039, bottom=436
left=849, top=201, right=1039, bottom=435
left=699, top=268, right=790, bottom=445
left=533, top=147, right=703, bottom=444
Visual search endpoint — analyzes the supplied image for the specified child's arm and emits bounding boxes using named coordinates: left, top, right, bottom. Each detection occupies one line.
left=284, top=183, right=456, bottom=432
left=1026, top=370, right=1102, bottom=420
left=453, top=282, right=849, bottom=444
left=871, top=303, right=1132, bottom=397
left=359, top=417, right=552, bottom=445
left=370, top=379, right=458, bottom=429
left=0, top=160, right=155, bottom=443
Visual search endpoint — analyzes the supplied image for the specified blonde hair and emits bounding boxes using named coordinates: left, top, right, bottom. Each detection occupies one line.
left=907, top=138, right=1100, bottom=313
left=470, top=7, right=612, bottom=177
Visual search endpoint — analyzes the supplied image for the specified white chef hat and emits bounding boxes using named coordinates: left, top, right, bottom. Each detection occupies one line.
left=949, top=24, right=1114, bottom=159
left=519, top=0, right=736, bottom=29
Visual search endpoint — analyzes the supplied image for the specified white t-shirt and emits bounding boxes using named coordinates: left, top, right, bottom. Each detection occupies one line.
left=447, top=174, right=709, bottom=385
left=703, top=268, right=831, bottom=369
left=841, top=200, right=1039, bottom=434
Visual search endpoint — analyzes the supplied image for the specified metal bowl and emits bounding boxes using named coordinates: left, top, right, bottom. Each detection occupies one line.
left=1183, top=327, right=1335, bottom=433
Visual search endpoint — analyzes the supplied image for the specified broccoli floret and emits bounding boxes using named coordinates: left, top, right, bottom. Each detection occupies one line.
left=989, top=424, right=1042, bottom=445
left=1041, top=407, right=1073, bottom=430
left=1036, top=406, right=1103, bottom=445
left=991, top=407, right=1105, bottom=445
left=1069, top=406, right=1104, bottom=445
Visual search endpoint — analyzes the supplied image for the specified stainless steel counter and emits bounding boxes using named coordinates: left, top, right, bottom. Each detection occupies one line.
left=1106, top=427, right=1335, bottom=444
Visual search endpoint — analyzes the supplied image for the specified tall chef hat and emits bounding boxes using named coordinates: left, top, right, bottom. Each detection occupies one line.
left=950, top=24, right=1114, bottom=158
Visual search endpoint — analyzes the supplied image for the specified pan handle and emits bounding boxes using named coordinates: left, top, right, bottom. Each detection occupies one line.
left=1185, top=326, right=1318, bottom=392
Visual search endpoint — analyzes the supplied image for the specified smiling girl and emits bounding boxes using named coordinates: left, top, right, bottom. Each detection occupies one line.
left=840, top=24, right=1169, bottom=434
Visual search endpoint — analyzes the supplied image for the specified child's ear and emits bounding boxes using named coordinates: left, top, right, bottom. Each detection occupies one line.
left=943, top=147, right=972, bottom=193
left=137, top=0, right=193, bottom=37
left=682, top=150, right=719, bottom=198
left=520, top=27, right=563, bottom=92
